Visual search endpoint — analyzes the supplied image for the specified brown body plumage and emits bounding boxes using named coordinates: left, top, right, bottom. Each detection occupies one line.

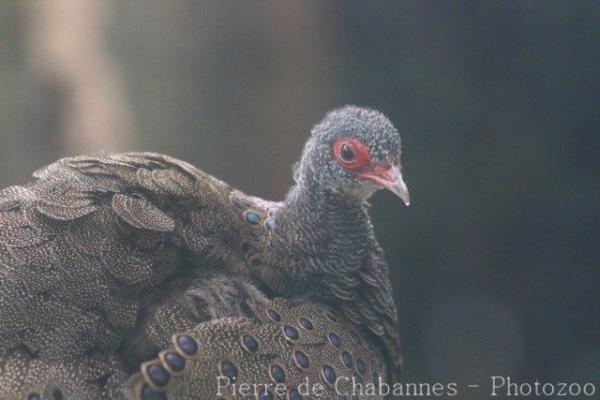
left=0, top=106, right=408, bottom=399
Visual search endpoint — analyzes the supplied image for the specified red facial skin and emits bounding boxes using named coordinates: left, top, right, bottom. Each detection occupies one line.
left=332, top=138, right=394, bottom=175
left=333, top=138, right=372, bottom=171
left=333, top=138, right=410, bottom=204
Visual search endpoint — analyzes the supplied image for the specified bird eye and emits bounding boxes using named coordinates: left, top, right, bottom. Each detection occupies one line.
left=333, top=138, right=371, bottom=169
left=340, top=144, right=355, bottom=162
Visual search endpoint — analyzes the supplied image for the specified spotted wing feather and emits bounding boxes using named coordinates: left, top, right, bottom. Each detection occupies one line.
left=125, top=299, right=387, bottom=400
left=0, top=152, right=255, bottom=398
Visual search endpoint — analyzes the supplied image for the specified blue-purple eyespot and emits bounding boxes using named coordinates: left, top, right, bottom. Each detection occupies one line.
left=270, top=364, right=286, bottom=383
left=146, top=364, right=170, bottom=387
left=321, top=365, right=336, bottom=385
left=141, top=384, right=167, bottom=400
left=220, top=360, right=238, bottom=381
left=288, top=388, right=303, bottom=400
left=176, top=335, right=198, bottom=355
left=298, top=317, right=313, bottom=330
left=283, top=325, right=299, bottom=341
left=267, top=309, right=281, bottom=321
left=294, top=350, right=310, bottom=369
left=241, top=334, right=259, bottom=352
left=356, top=358, right=366, bottom=375
left=328, top=332, right=341, bottom=348
left=341, top=351, right=353, bottom=369
left=163, top=351, right=186, bottom=372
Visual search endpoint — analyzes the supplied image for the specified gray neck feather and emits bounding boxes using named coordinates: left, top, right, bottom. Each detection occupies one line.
left=273, top=171, right=371, bottom=299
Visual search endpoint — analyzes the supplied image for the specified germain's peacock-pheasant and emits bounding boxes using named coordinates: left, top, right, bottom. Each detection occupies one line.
left=0, top=106, right=409, bottom=399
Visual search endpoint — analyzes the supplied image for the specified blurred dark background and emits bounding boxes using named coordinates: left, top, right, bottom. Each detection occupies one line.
left=1, top=1, right=598, bottom=396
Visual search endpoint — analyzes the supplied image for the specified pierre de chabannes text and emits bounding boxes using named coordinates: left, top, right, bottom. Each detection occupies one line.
left=216, top=376, right=597, bottom=398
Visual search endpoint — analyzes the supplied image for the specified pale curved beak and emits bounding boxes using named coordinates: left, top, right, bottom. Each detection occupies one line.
left=387, top=170, right=410, bottom=206
left=358, top=165, right=410, bottom=206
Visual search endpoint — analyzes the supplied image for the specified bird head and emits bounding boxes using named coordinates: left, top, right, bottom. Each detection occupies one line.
left=295, top=106, right=410, bottom=205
